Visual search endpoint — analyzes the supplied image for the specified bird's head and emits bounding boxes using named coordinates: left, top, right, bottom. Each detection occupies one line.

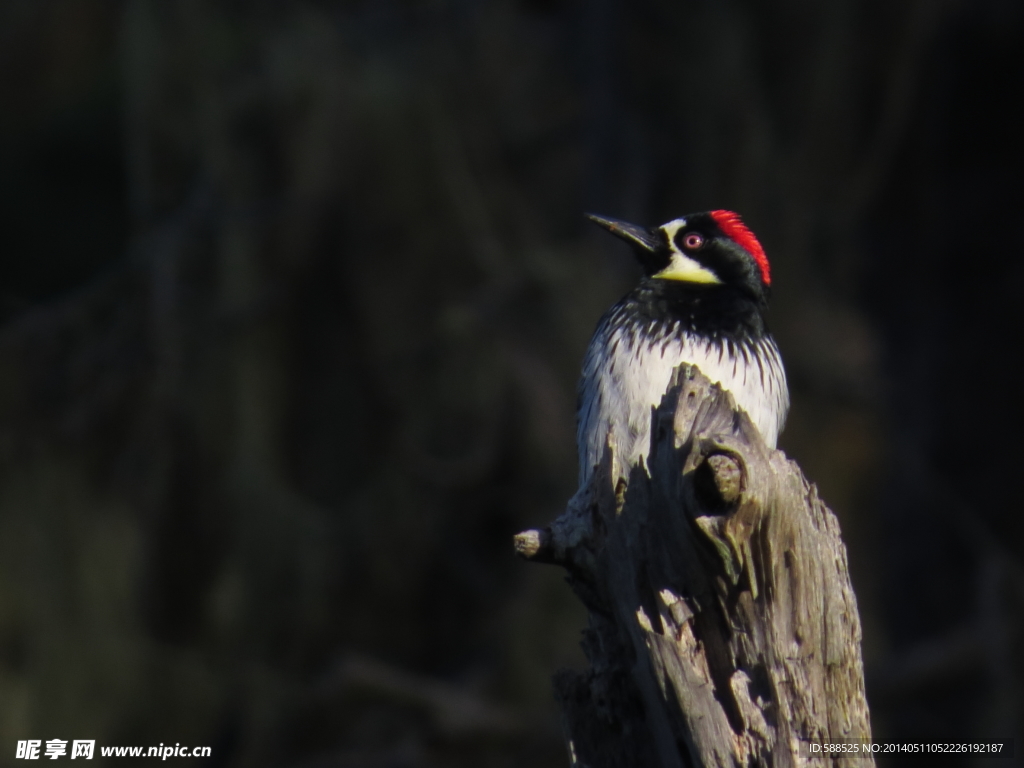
left=587, top=210, right=771, bottom=300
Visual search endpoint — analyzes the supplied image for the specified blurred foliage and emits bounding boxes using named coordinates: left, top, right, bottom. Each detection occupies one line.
left=0, top=0, right=1022, bottom=766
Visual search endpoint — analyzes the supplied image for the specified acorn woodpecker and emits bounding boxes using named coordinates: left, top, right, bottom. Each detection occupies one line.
left=577, top=210, right=789, bottom=486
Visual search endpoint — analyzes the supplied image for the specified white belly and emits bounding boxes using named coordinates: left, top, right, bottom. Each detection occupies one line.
left=577, top=328, right=788, bottom=485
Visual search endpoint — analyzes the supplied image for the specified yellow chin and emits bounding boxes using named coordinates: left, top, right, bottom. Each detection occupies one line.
left=654, top=255, right=722, bottom=284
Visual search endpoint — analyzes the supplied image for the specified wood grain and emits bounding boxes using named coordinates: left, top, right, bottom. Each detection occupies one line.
left=517, top=364, right=872, bottom=767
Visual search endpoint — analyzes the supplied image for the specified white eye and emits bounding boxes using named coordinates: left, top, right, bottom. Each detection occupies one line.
left=683, top=232, right=704, bottom=250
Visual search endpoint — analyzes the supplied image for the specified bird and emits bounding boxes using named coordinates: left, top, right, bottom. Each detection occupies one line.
left=577, top=210, right=789, bottom=487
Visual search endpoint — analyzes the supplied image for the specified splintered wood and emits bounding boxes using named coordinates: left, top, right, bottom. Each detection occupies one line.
left=516, top=364, right=872, bottom=767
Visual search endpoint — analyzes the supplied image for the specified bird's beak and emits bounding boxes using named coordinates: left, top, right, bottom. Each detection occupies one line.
left=586, top=214, right=660, bottom=253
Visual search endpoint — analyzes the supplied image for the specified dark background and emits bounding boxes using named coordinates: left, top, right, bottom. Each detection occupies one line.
left=1, top=1, right=1022, bottom=766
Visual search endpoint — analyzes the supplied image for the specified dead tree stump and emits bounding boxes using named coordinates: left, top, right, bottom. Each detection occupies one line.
left=515, top=365, right=872, bottom=767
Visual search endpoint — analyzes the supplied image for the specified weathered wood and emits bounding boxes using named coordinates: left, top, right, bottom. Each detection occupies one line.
left=517, top=365, right=872, bottom=767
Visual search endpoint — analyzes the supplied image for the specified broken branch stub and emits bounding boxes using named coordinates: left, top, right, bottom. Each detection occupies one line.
left=516, top=364, right=872, bottom=767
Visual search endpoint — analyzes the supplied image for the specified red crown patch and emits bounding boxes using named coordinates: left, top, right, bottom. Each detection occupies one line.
left=709, top=210, right=770, bottom=286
